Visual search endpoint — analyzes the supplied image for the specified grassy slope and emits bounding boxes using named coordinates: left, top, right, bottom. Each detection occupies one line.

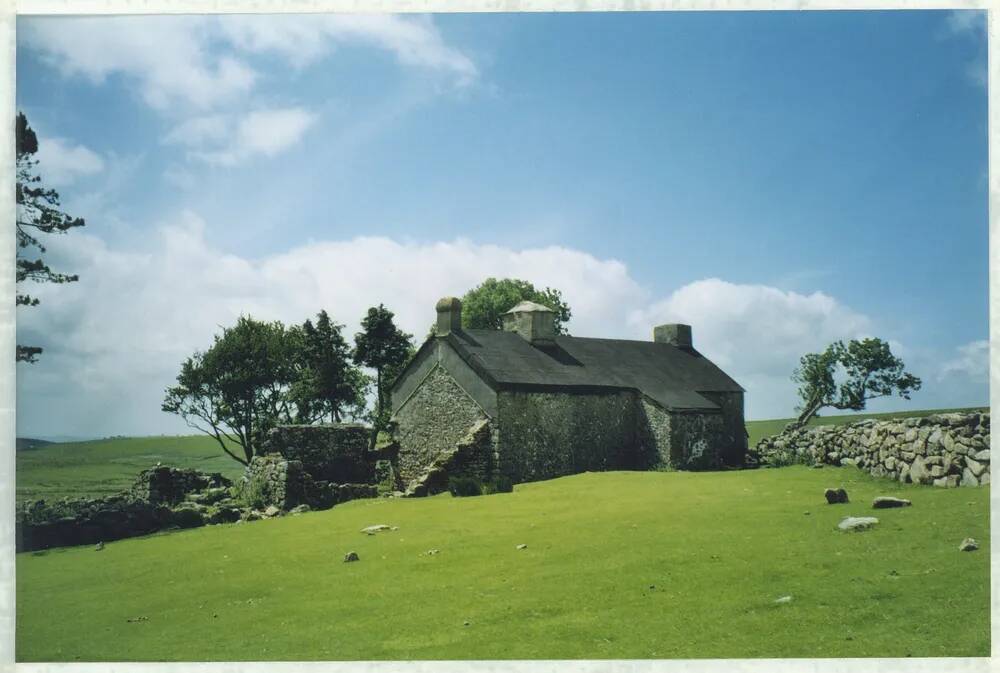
left=16, top=436, right=246, bottom=502
left=16, top=467, right=988, bottom=661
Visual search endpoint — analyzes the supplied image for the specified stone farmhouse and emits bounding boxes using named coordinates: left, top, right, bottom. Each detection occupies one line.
left=388, top=297, right=747, bottom=493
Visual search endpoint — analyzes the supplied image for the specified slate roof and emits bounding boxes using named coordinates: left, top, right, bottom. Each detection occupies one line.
left=440, top=329, right=743, bottom=412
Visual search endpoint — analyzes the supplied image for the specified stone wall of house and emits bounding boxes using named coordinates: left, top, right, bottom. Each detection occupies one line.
left=638, top=399, right=672, bottom=467
left=667, top=410, right=729, bottom=470
left=698, top=391, right=748, bottom=466
left=393, top=364, right=490, bottom=484
left=753, top=412, right=991, bottom=487
left=264, top=423, right=371, bottom=484
left=495, top=389, right=655, bottom=484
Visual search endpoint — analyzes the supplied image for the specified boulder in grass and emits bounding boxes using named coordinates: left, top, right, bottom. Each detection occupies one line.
left=838, top=516, right=879, bottom=532
left=344, top=551, right=360, bottom=562
left=872, top=496, right=911, bottom=509
left=959, top=538, right=979, bottom=552
left=361, top=524, right=392, bottom=534
left=824, top=488, right=849, bottom=504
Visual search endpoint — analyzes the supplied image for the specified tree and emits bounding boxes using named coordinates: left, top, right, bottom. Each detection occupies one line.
left=788, top=337, right=922, bottom=431
left=16, top=112, right=85, bottom=362
left=292, top=310, right=369, bottom=423
left=460, top=277, right=572, bottom=333
left=353, top=305, right=413, bottom=449
left=162, top=316, right=305, bottom=465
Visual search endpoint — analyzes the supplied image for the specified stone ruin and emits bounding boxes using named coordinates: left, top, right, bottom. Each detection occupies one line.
left=752, top=411, right=990, bottom=487
left=16, top=424, right=394, bottom=552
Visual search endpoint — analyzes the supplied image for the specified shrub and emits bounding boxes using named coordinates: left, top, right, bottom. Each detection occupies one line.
left=482, top=475, right=514, bottom=494
left=448, top=476, right=483, bottom=497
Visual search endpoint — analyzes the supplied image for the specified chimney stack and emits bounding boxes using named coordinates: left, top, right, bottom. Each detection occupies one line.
left=502, top=300, right=556, bottom=345
left=653, top=323, right=692, bottom=349
left=435, top=297, right=462, bottom=336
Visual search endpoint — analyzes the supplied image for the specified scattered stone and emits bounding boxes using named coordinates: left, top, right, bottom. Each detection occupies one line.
left=933, top=475, right=960, bottom=488
left=516, top=544, right=528, bottom=550
left=773, top=595, right=793, bottom=604
left=425, top=549, right=440, bottom=556
left=263, top=505, right=281, bottom=518
left=803, top=511, right=811, bottom=516
left=463, top=620, right=471, bottom=626
left=838, top=516, right=879, bottom=532
left=825, top=488, right=849, bottom=504
left=126, top=616, right=148, bottom=623
left=959, top=538, right=979, bottom=552
left=872, top=496, right=911, bottom=509
left=361, top=524, right=392, bottom=534
left=811, top=464, right=824, bottom=469
left=344, top=551, right=360, bottom=562
left=289, top=504, right=310, bottom=515
left=94, top=541, right=104, bottom=551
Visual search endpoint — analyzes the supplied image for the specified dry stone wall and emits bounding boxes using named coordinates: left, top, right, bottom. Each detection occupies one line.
left=754, top=412, right=990, bottom=487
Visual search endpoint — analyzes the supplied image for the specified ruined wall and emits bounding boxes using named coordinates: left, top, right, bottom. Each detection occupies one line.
left=393, top=364, right=491, bottom=484
left=264, top=424, right=371, bottom=483
left=753, top=412, right=990, bottom=487
left=496, top=389, right=653, bottom=484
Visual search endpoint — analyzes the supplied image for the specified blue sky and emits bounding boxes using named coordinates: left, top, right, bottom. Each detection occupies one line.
left=15, top=10, right=988, bottom=438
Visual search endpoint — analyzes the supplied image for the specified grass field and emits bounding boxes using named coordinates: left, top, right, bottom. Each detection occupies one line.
left=16, top=466, right=989, bottom=661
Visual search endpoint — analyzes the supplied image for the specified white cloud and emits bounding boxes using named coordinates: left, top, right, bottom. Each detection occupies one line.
left=34, top=136, right=104, bottom=187
left=20, top=16, right=257, bottom=111
left=629, top=279, right=874, bottom=419
left=166, top=108, right=318, bottom=166
left=939, top=340, right=989, bottom=383
left=945, top=10, right=985, bottom=37
left=19, top=14, right=477, bottom=115
left=218, top=14, right=478, bottom=85
left=20, top=217, right=982, bottom=437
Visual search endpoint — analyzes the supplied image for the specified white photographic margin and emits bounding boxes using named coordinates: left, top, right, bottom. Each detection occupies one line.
left=0, top=1, right=994, bottom=673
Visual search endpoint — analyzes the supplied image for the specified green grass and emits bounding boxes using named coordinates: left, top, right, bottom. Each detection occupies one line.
left=16, top=466, right=988, bottom=661
left=16, top=435, right=246, bottom=502
left=744, top=407, right=988, bottom=448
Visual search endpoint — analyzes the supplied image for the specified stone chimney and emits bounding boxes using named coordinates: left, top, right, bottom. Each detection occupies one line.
left=502, top=300, right=556, bottom=345
left=435, top=297, right=462, bottom=336
left=653, top=323, right=692, bottom=349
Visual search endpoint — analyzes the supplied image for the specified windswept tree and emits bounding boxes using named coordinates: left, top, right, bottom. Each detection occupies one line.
left=162, top=316, right=305, bottom=465
left=461, top=277, right=572, bottom=333
left=788, top=337, right=922, bottom=432
left=353, top=304, right=413, bottom=449
left=292, top=310, right=369, bottom=423
left=16, top=112, right=86, bottom=362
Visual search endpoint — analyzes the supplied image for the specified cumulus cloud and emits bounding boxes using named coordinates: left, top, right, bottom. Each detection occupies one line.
left=938, top=340, right=989, bottom=383
left=19, top=16, right=257, bottom=110
left=165, top=108, right=318, bottom=166
left=18, top=215, right=981, bottom=437
left=34, top=136, right=104, bottom=187
left=629, top=279, right=874, bottom=419
left=219, top=14, right=478, bottom=85
left=19, top=14, right=477, bottom=114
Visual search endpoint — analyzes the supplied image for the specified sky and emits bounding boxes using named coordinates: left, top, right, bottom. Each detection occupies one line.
left=14, top=10, right=989, bottom=439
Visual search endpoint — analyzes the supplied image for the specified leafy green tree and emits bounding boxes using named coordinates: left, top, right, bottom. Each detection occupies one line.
left=354, top=305, right=413, bottom=449
left=292, top=310, right=369, bottom=423
left=460, top=277, right=571, bottom=333
left=162, top=316, right=305, bottom=465
left=788, top=337, right=922, bottom=431
left=16, top=112, right=85, bottom=363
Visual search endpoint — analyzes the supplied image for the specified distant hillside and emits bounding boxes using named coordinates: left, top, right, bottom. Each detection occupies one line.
left=16, top=438, right=53, bottom=451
